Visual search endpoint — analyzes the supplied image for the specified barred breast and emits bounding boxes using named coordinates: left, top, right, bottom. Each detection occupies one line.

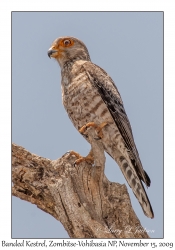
left=61, top=60, right=154, bottom=218
left=61, top=60, right=128, bottom=158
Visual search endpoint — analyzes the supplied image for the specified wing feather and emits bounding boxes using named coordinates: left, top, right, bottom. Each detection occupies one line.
left=83, top=61, right=150, bottom=187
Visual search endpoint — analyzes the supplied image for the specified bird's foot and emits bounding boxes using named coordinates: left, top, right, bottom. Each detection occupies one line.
left=69, top=149, right=94, bottom=166
left=79, top=122, right=108, bottom=139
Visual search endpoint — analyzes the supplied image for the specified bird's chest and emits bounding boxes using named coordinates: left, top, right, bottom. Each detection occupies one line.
left=61, top=62, right=122, bottom=157
left=61, top=69, right=112, bottom=130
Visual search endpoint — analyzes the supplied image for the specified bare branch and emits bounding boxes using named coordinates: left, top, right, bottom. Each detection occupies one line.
left=12, top=128, right=149, bottom=238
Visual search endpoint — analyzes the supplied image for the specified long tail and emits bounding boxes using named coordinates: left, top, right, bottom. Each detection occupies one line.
left=117, top=156, right=154, bottom=218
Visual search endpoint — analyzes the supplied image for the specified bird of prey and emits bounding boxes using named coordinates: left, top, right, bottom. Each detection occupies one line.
left=48, top=36, right=154, bottom=218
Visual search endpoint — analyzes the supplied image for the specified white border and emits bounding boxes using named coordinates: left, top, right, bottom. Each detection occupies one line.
left=0, top=0, right=175, bottom=247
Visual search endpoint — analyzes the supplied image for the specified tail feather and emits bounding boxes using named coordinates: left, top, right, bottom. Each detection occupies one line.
left=144, top=170, right=151, bottom=187
left=118, top=156, right=154, bottom=218
left=131, top=159, right=151, bottom=187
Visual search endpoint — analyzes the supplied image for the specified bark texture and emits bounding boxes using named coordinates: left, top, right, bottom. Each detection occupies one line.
left=12, top=128, right=149, bottom=238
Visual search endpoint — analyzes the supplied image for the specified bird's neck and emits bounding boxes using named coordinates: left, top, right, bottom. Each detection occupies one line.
left=61, top=59, right=76, bottom=73
left=61, top=59, right=88, bottom=88
left=58, top=52, right=91, bottom=70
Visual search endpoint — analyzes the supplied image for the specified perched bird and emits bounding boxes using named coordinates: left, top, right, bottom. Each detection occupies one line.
left=48, top=36, right=154, bottom=218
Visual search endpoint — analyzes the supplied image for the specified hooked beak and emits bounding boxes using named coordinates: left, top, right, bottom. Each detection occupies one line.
left=47, top=48, right=58, bottom=58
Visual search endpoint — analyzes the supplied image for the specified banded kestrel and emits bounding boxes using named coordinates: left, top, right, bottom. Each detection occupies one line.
left=48, top=36, right=154, bottom=218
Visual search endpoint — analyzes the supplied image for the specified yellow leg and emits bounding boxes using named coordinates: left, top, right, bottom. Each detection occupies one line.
left=69, top=150, right=82, bottom=159
left=69, top=149, right=94, bottom=166
left=79, top=122, right=108, bottom=139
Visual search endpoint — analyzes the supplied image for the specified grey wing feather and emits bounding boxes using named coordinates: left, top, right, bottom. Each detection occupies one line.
left=83, top=61, right=150, bottom=187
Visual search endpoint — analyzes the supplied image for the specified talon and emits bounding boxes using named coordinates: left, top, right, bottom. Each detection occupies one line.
left=62, top=151, right=70, bottom=157
left=69, top=150, right=82, bottom=159
left=96, top=122, right=108, bottom=138
left=74, top=157, right=85, bottom=166
left=79, top=124, right=87, bottom=134
left=70, top=149, right=94, bottom=166
left=79, top=122, right=108, bottom=139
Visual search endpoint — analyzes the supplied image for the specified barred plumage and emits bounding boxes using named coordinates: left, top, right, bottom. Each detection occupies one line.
left=48, top=36, right=154, bottom=218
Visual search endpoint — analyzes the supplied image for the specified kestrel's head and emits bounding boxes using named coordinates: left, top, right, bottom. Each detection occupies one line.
left=48, top=36, right=91, bottom=68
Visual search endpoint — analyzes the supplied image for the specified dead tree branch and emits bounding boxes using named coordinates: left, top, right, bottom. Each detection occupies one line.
left=12, top=128, right=149, bottom=238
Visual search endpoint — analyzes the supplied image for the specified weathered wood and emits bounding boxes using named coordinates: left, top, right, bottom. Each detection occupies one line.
left=12, top=128, right=149, bottom=238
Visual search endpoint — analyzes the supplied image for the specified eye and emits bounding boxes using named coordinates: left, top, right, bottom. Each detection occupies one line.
left=63, top=39, right=71, bottom=46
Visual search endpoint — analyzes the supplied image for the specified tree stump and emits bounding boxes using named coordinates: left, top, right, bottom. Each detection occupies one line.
left=12, top=128, right=149, bottom=238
